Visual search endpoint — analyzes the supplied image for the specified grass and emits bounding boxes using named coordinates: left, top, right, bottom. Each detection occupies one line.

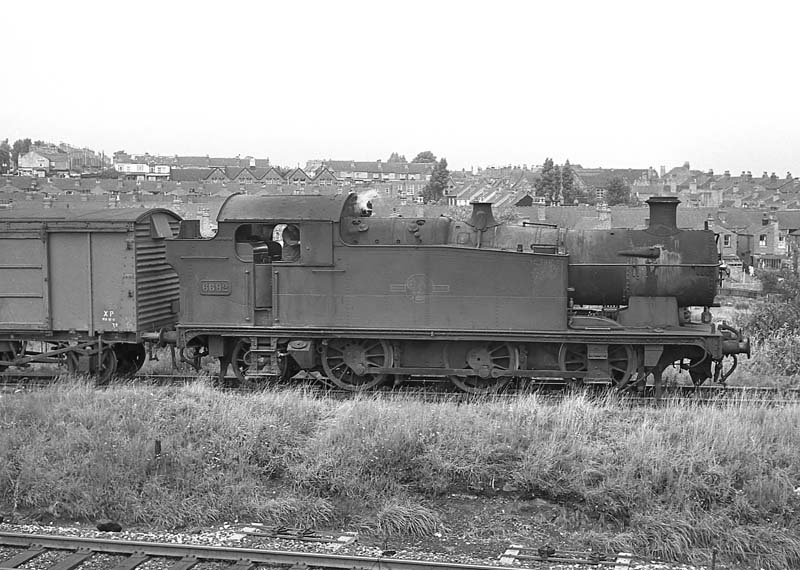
left=1, top=382, right=799, bottom=568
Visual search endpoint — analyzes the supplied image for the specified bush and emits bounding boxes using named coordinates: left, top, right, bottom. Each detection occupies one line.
left=744, top=270, right=800, bottom=340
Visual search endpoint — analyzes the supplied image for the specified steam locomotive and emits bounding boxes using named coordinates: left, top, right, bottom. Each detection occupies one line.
left=168, top=193, right=749, bottom=393
left=0, top=194, right=750, bottom=393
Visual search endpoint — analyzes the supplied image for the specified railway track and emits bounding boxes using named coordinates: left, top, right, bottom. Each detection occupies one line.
left=1, top=369, right=799, bottom=404
left=0, top=531, right=636, bottom=570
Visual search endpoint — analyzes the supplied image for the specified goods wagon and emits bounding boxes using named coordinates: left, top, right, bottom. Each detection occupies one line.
left=0, top=208, right=181, bottom=382
left=165, top=193, right=750, bottom=394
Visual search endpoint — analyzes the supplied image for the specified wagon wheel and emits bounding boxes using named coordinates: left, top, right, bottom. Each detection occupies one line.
left=0, top=342, right=23, bottom=372
left=63, top=348, right=81, bottom=375
left=321, top=338, right=392, bottom=391
left=62, top=345, right=116, bottom=384
left=444, top=342, right=517, bottom=394
left=0, top=351, right=13, bottom=372
left=557, top=343, right=637, bottom=387
left=114, top=344, right=147, bottom=377
left=91, top=347, right=118, bottom=386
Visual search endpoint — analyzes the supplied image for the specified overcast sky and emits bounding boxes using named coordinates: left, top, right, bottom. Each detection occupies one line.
left=3, top=0, right=798, bottom=175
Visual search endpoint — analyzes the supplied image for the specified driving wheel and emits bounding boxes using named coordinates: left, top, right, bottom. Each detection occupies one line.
left=558, top=343, right=637, bottom=387
left=444, top=342, right=517, bottom=394
left=321, top=338, right=392, bottom=391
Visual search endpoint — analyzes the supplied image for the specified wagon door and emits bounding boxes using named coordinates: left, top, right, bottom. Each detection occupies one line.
left=48, top=231, right=130, bottom=334
left=0, top=228, right=49, bottom=330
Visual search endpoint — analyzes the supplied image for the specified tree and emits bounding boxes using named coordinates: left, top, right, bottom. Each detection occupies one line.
left=0, top=139, right=10, bottom=174
left=534, top=157, right=560, bottom=203
left=11, top=138, right=31, bottom=167
left=605, top=177, right=631, bottom=206
left=422, top=158, right=450, bottom=203
left=412, top=151, right=437, bottom=163
left=387, top=152, right=407, bottom=163
left=98, top=167, right=121, bottom=179
left=561, top=159, right=579, bottom=205
left=552, top=164, right=562, bottom=204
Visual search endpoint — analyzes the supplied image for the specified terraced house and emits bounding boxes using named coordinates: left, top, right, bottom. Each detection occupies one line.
left=17, top=150, right=69, bottom=177
left=307, top=160, right=435, bottom=201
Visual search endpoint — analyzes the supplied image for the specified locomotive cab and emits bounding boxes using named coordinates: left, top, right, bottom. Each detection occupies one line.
left=165, top=194, right=344, bottom=363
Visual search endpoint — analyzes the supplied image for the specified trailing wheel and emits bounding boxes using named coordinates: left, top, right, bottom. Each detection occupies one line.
left=557, top=343, right=637, bottom=387
left=231, top=338, right=262, bottom=389
left=181, top=345, right=209, bottom=371
left=230, top=338, right=288, bottom=388
left=321, top=338, right=392, bottom=391
left=444, top=342, right=517, bottom=394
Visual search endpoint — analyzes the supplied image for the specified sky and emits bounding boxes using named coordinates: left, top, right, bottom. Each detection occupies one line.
left=3, top=0, right=799, bottom=175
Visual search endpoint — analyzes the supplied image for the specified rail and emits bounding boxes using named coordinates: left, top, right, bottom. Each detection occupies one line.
left=0, top=532, right=633, bottom=570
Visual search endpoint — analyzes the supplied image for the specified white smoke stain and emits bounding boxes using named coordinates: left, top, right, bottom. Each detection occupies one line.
left=356, top=189, right=379, bottom=215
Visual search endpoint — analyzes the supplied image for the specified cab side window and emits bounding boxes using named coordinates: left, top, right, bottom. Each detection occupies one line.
left=235, top=223, right=282, bottom=263
left=274, top=223, right=301, bottom=262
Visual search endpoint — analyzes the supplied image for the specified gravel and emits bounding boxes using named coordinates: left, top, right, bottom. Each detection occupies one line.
left=0, top=522, right=706, bottom=570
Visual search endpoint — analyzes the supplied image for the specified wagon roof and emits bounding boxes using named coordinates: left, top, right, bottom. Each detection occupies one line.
left=0, top=210, right=75, bottom=220
left=70, top=208, right=182, bottom=223
left=216, top=193, right=354, bottom=223
left=0, top=208, right=181, bottom=224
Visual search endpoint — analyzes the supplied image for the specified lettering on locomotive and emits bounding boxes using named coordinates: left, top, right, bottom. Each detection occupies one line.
left=199, top=280, right=231, bottom=296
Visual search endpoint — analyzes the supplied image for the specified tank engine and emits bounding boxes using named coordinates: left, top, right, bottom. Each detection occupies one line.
left=164, top=193, right=749, bottom=393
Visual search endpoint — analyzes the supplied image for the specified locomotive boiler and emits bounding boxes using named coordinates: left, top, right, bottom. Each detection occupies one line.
left=164, top=193, right=750, bottom=393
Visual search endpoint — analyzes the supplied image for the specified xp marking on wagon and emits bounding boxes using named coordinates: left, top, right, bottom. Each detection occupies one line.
left=101, top=309, right=119, bottom=329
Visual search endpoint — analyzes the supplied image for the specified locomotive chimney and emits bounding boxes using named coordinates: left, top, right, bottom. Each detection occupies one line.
left=646, top=196, right=680, bottom=234
left=469, top=202, right=497, bottom=230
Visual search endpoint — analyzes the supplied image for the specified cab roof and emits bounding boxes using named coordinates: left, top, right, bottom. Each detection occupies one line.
left=217, top=193, right=356, bottom=223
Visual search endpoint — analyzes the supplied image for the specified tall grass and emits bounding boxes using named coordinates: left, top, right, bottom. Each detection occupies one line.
left=1, top=383, right=798, bottom=567
left=0, top=379, right=333, bottom=527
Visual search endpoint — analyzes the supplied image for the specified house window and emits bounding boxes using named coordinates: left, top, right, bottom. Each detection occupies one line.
left=759, top=234, right=767, bottom=247
left=723, top=235, right=731, bottom=247
left=778, top=235, right=786, bottom=249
